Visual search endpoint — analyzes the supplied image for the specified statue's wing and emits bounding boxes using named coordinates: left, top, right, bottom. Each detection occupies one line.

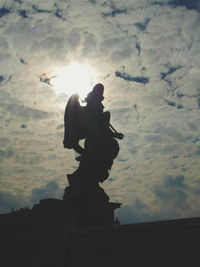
left=63, top=94, right=84, bottom=148
left=64, top=94, right=80, bottom=123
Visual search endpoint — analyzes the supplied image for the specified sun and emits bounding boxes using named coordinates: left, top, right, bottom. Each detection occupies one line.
left=51, top=62, right=98, bottom=99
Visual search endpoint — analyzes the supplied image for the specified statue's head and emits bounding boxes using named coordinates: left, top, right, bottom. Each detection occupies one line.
left=92, top=83, right=104, bottom=97
left=85, top=83, right=104, bottom=104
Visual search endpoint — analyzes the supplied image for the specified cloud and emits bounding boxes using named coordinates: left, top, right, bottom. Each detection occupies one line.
left=0, top=75, right=4, bottom=82
left=135, top=41, right=141, bottom=56
left=160, top=64, right=183, bottom=80
left=164, top=99, right=184, bottom=109
left=135, top=18, right=151, bottom=31
left=117, top=198, right=155, bottom=224
left=151, top=175, right=200, bottom=219
left=0, top=148, right=14, bottom=159
left=31, top=4, right=52, bottom=14
left=0, top=0, right=200, bottom=225
left=0, top=7, right=11, bottom=18
left=1, top=102, right=53, bottom=121
left=20, top=58, right=27, bottom=64
left=28, top=181, right=63, bottom=205
left=18, top=9, right=28, bottom=18
left=102, top=7, right=128, bottom=17
left=0, top=191, right=24, bottom=213
left=169, top=0, right=200, bottom=11
left=154, top=175, right=187, bottom=201
left=117, top=174, right=200, bottom=223
left=151, top=0, right=200, bottom=11
left=0, top=180, right=63, bottom=214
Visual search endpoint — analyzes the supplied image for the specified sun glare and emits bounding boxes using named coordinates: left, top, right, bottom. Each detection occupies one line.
left=51, top=62, right=98, bottom=99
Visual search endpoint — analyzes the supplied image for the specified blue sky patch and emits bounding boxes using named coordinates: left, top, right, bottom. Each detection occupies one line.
left=115, top=71, right=149, bottom=84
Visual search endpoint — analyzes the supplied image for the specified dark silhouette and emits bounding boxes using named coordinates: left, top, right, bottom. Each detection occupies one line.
left=63, top=83, right=124, bottom=202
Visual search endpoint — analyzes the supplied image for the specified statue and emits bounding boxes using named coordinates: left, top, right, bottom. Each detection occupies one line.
left=63, top=83, right=124, bottom=203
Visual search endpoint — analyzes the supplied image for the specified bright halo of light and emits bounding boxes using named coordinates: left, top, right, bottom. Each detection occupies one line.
left=51, top=62, right=98, bottom=99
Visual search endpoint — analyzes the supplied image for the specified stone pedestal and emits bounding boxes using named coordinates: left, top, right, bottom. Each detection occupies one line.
left=32, top=197, right=121, bottom=228
left=63, top=201, right=121, bottom=228
left=63, top=180, right=121, bottom=228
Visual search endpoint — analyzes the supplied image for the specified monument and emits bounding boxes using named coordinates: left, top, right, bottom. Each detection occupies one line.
left=2, top=84, right=200, bottom=267
left=62, top=83, right=123, bottom=227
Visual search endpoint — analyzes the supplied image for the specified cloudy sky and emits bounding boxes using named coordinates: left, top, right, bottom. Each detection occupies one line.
left=0, top=0, right=200, bottom=224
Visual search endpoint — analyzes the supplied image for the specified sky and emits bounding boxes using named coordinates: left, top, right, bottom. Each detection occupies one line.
left=0, top=0, right=200, bottom=224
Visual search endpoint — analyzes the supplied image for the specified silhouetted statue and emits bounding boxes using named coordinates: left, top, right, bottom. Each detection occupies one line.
left=63, top=83, right=124, bottom=202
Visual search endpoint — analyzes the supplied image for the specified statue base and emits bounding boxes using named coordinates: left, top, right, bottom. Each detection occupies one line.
left=62, top=170, right=121, bottom=228
left=62, top=201, right=121, bottom=228
left=63, top=184, right=110, bottom=203
left=32, top=198, right=121, bottom=228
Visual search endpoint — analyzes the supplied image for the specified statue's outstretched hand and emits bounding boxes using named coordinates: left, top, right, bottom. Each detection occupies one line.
left=114, top=132, right=124, bottom=139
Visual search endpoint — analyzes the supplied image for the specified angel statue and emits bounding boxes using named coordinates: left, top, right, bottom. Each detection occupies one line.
left=63, top=83, right=124, bottom=202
